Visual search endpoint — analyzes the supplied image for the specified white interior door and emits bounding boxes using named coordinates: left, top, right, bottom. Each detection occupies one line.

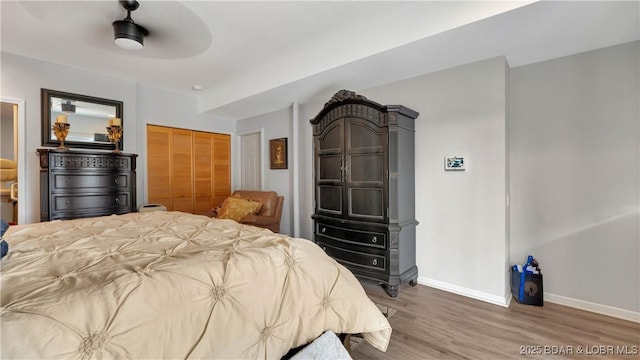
left=240, top=132, right=262, bottom=190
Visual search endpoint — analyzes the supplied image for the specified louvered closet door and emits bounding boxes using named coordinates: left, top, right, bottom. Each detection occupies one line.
left=345, top=118, right=387, bottom=222
left=193, top=131, right=214, bottom=215
left=147, top=125, right=172, bottom=209
left=147, top=125, right=230, bottom=214
left=212, top=134, right=231, bottom=208
left=170, top=129, right=194, bottom=213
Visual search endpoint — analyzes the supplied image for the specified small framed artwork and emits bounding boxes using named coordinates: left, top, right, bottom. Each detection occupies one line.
left=270, top=138, right=288, bottom=169
left=444, top=155, right=465, bottom=171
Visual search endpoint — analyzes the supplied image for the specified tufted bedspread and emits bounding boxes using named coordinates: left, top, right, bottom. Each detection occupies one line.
left=1, top=211, right=391, bottom=359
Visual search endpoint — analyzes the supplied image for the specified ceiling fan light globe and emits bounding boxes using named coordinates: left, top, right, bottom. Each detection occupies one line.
left=115, top=37, right=143, bottom=50
left=113, top=20, right=147, bottom=50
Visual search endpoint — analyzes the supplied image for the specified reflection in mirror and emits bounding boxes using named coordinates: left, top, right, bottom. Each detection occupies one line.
left=41, top=89, right=123, bottom=150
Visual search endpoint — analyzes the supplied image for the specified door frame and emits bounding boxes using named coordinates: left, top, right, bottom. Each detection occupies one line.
left=1, top=97, right=26, bottom=224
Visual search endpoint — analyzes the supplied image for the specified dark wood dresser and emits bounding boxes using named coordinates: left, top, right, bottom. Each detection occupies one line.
left=310, top=90, right=419, bottom=297
left=38, top=149, right=137, bottom=221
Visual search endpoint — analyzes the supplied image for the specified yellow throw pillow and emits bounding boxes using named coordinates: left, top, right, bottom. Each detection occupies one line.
left=216, top=197, right=262, bottom=222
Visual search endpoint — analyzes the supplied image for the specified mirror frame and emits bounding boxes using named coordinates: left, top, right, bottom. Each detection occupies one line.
left=41, top=88, right=123, bottom=150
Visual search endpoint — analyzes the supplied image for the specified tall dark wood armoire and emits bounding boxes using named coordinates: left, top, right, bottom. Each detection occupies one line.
left=310, top=90, right=419, bottom=297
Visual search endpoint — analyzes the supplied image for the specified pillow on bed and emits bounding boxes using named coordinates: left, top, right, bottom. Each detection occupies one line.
left=216, top=197, right=262, bottom=222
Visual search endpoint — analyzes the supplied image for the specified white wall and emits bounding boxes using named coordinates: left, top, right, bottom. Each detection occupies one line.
left=235, top=107, right=293, bottom=235
left=509, top=41, right=640, bottom=316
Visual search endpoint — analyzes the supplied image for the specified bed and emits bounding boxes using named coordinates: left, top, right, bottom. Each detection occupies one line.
left=0, top=211, right=391, bottom=359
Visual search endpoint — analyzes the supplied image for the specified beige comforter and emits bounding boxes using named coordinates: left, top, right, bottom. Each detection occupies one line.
left=1, top=211, right=390, bottom=359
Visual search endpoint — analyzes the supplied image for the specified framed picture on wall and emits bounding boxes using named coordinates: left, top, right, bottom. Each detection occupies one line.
left=270, top=138, right=288, bottom=169
left=444, top=155, right=465, bottom=171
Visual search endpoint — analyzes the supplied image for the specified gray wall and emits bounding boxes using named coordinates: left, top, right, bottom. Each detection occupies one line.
left=294, top=44, right=639, bottom=315
left=509, top=41, right=640, bottom=313
left=135, top=84, right=235, bottom=206
left=0, top=53, right=233, bottom=223
left=3, top=39, right=638, bottom=317
left=295, top=58, right=510, bottom=304
left=357, top=57, right=510, bottom=303
left=235, top=107, right=293, bottom=235
left=1, top=53, right=138, bottom=224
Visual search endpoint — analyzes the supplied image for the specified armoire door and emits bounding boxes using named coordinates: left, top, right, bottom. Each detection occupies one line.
left=344, top=118, right=387, bottom=222
left=315, top=117, right=387, bottom=222
left=315, top=119, right=344, bottom=216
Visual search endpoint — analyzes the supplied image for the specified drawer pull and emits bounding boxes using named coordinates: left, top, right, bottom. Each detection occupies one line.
left=115, top=198, right=120, bottom=203
left=371, top=236, right=377, bottom=243
left=321, top=227, right=326, bottom=233
left=322, top=246, right=327, bottom=251
left=372, top=259, right=378, bottom=266
left=114, top=178, right=120, bottom=185
left=65, top=179, right=71, bottom=185
left=65, top=200, right=71, bottom=206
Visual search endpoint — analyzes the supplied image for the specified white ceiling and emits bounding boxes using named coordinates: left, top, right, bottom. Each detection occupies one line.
left=1, top=1, right=638, bottom=120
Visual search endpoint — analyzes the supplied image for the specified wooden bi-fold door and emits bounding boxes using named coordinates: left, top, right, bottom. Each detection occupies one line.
left=147, top=125, right=230, bottom=215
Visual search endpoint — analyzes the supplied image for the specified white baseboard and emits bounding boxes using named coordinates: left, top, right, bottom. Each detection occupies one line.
left=418, top=276, right=509, bottom=307
left=545, top=293, right=640, bottom=324
left=416, top=277, right=639, bottom=323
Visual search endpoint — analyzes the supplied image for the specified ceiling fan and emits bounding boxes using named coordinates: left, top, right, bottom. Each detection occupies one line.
left=112, top=0, right=148, bottom=50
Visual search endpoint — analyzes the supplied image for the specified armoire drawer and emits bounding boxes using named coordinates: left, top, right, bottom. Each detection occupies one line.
left=52, top=193, right=131, bottom=212
left=52, top=173, right=130, bottom=190
left=316, top=222, right=386, bottom=249
left=318, top=242, right=386, bottom=272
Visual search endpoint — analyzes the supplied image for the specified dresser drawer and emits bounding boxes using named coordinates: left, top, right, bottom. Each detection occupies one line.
left=318, top=242, right=386, bottom=272
left=316, top=222, right=386, bottom=249
left=53, top=173, right=130, bottom=190
left=49, top=153, right=133, bottom=171
left=52, top=193, right=131, bottom=212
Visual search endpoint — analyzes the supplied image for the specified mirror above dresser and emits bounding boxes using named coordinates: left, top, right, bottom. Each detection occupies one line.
left=41, top=89, right=123, bottom=151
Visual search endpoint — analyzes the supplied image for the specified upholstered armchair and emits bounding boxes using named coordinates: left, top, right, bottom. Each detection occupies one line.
left=212, top=190, right=284, bottom=233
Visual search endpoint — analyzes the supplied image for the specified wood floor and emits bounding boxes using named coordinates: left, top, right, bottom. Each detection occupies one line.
left=352, top=280, right=640, bottom=359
